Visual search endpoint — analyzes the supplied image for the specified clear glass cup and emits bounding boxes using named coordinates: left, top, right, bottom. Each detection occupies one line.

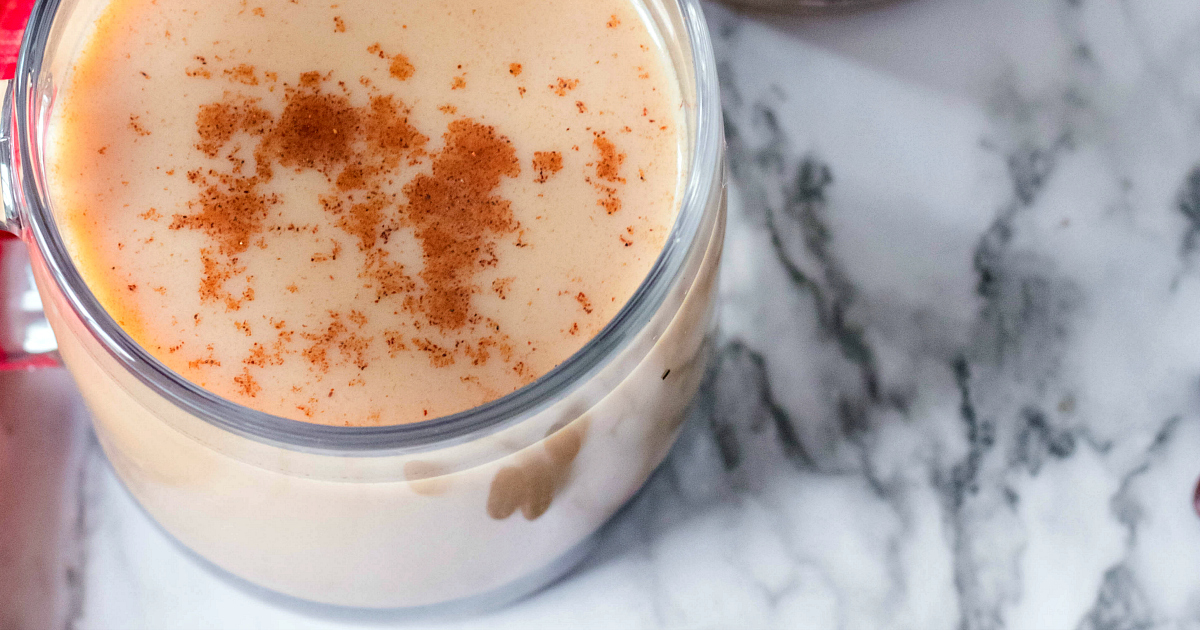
left=0, top=0, right=726, bottom=610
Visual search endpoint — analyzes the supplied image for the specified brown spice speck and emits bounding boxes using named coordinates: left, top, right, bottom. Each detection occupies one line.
left=129, top=115, right=151, bottom=136
left=224, top=64, right=259, bottom=85
left=234, top=368, right=261, bottom=397
left=333, top=16, right=345, bottom=32
left=451, top=75, right=466, bottom=90
left=607, top=14, right=621, bottom=28
left=491, top=277, right=514, bottom=300
left=509, top=63, right=522, bottom=76
left=389, top=55, right=415, bottom=81
left=550, top=78, right=579, bottom=96
left=413, top=337, right=455, bottom=368
left=532, top=151, right=563, bottom=184
left=575, top=292, right=593, bottom=314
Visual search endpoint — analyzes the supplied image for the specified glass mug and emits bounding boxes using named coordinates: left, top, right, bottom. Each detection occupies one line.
left=0, top=0, right=726, bottom=610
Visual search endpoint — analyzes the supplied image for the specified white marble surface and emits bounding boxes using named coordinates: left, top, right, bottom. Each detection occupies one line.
left=19, top=0, right=1200, bottom=627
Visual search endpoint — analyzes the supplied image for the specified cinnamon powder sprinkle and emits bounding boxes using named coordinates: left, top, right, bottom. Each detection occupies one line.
left=532, top=151, right=563, bottom=183
left=234, top=368, right=262, bottom=397
left=594, top=135, right=626, bottom=183
left=170, top=180, right=278, bottom=256
left=333, top=16, right=345, bottom=32
left=413, top=338, right=455, bottom=368
left=389, top=54, right=415, bottom=81
left=575, top=292, right=593, bottom=314
left=224, top=64, right=260, bottom=85
left=550, top=78, right=579, bottom=96
left=169, top=54, right=551, bottom=388
left=492, top=277, right=514, bottom=300
left=129, top=115, right=151, bottom=137
left=509, top=63, right=522, bottom=77
left=403, top=119, right=520, bottom=330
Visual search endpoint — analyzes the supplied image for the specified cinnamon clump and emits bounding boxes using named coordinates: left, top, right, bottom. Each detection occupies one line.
left=550, top=78, right=579, bottom=96
left=194, top=98, right=271, bottom=158
left=301, top=312, right=373, bottom=374
left=265, top=90, right=359, bottom=174
left=403, top=119, right=520, bottom=330
left=390, top=55, right=415, bottom=81
left=532, top=151, right=563, bottom=183
left=589, top=134, right=626, bottom=214
left=594, top=135, right=625, bottom=183
left=224, top=64, right=260, bottom=85
left=575, top=292, right=593, bottom=314
left=171, top=178, right=277, bottom=256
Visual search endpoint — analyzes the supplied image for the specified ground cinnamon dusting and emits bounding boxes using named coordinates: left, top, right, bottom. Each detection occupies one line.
left=594, top=135, right=625, bottom=183
left=389, top=55, right=414, bottom=81
left=234, top=368, right=262, bottom=397
left=403, top=119, right=520, bottom=330
left=575, top=292, right=593, bottom=314
left=532, top=151, right=563, bottom=183
left=171, top=62, right=535, bottom=384
left=492, top=277, right=514, bottom=300
left=550, top=78, right=578, bottom=96
left=129, top=115, right=151, bottom=136
left=588, top=134, right=626, bottom=214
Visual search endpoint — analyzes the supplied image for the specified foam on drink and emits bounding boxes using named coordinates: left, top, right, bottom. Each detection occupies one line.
left=48, top=0, right=683, bottom=425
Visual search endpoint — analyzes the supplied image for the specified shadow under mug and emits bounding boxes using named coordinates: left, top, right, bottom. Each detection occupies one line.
left=0, top=0, right=727, bottom=610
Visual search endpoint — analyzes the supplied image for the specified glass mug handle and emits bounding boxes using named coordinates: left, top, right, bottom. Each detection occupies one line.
left=0, top=75, right=60, bottom=371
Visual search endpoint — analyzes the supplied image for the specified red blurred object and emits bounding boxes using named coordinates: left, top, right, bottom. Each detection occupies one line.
left=1, top=0, right=35, bottom=80
left=0, top=238, right=59, bottom=371
left=0, top=0, right=60, bottom=372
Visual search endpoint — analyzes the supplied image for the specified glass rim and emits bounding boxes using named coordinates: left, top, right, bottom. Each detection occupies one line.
left=11, top=0, right=723, bottom=456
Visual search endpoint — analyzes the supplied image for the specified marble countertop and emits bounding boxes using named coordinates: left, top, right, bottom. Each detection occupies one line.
left=6, top=0, right=1200, bottom=628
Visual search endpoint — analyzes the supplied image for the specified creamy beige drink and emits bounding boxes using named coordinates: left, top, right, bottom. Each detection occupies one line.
left=49, top=0, right=682, bottom=426
left=19, top=0, right=724, bottom=608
